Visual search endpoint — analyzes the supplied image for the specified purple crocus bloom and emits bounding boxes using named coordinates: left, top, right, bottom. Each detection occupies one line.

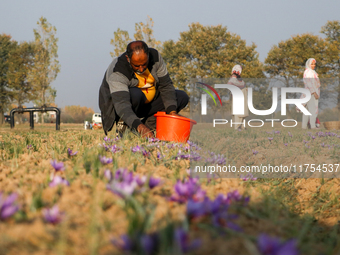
left=0, top=193, right=19, bottom=220
left=111, top=235, right=133, bottom=252
left=257, top=234, right=298, bottom=255
left=171, top=178, right=206, bottom=203
left=50, top=160, right=65, bottom=172
left=274, top=131, right=280, bottom=134
left=157, top=152, right=164, bottom=160
left=99, top=155, right=113, bottom=165
left=107, top=181, right=137, bottom=197
left=42, top=205, right=64, bottom=225
left=27, top=144, right=33, bottom=150
left=131, top=145, right=142, bottom=153
left=49, top=176, right=70, bottom=187
left=67, top=148, right=78, bottom=156
left=240, top=173, right=257, bottom=181
left=252, top=150, right=258, bottom=155
left=135, top=175, right=147, bottom=187
left=148, top=177, right=161, bottom=189
left=312, top=136, right=316, bottom=140
left=284, top=143, right=288, bottom=146
left=140, top=234, right=157, bottom=255
left=109, top=144, right=121, bottom=153
left=104, top=169, right=113, bottom=181
left=174, top=228, right=201, bottom=253
left=288, top=132, right=292, bottom=137
left=268, top=137, right=273, bottom=141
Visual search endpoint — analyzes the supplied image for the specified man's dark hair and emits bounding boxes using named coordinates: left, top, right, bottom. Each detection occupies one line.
left=126, top=41, right=149, bottom=59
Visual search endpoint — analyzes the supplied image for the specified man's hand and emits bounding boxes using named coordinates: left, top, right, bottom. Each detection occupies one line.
left=137, top=123, right=154, bottom=138
left=313, top=92, right=319, bottom=100
left=169, top=111, right=181, bottom=117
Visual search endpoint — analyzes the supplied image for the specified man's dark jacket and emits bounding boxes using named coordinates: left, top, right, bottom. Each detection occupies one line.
left=99, top=48, right=177, bottom=134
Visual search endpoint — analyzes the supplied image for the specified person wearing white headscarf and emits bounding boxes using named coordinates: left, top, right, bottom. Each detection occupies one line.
left=301, top=58, right=320, bottom=129
left=227, top=65, right=248, bottom=130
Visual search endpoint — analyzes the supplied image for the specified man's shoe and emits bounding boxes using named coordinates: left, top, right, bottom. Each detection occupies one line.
left=116, top=120, right=128, bottom=137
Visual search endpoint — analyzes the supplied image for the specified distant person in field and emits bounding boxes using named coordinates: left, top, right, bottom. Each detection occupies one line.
left=301, top=58, right=320, bottom=129
left=99, top=41, right=189, bottom=138
left=227, top=65, right=248, bottom=130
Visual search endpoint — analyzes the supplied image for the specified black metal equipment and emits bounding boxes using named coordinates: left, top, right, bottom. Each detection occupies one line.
left=10, top=105, right=61, bottom=130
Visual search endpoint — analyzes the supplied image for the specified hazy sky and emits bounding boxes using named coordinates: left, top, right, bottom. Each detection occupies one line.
left=1, top=0, right=339, bottom=113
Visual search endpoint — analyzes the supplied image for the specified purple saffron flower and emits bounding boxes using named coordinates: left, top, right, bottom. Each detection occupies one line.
left=252, top=150, right=259, bottom=155
left=312, top=136, right=316, bottom=140
left=0, top=193, right=19, bottom=220
left=49, top=176, right=70, bottom=187
left=99, top=155, right=113, bottom=165
left=174, top=228, right=201, bottom=253
left=268, top=137, right=273, bottom=141
left=170, top=178, right=206, bottom=203
left=42, top=205, right=64, bottom=224
left=131, top=145, right=142, bottom=153
left=274, top=131, right=280, bottom=134
left=104, top=169, right=113, bottom=181
left=284, top=143, right=288, bottom=146
left=50, top=160, right=65, bottom=172
left=67, top=148, right=78, bottom=156
left=288, top=132, right=292, bottom=137
left=107, top=181, right=137, bottom=197
left=148, top=177, right=161, bottom=189
left=157, top=152, right=164, bottom=160
left=111, top=235, right=133, bottom=252
left=109, top=144, right=121, bottom=153
left=240, top=173, right=257, bottom=181
left=27, top=144, right=33, bottom=150
left=257, top=234, right=298, bottom=255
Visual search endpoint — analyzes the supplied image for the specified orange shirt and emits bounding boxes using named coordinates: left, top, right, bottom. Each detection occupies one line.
left=135, top=69, right=156, bottom=103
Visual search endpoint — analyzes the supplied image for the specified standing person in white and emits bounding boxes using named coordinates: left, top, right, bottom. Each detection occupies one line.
left=302, top=58, right=320, bottom=129
left=227, top=65, right=248, bottom=130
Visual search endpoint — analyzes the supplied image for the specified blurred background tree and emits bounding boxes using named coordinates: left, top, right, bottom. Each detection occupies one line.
left=28, top=16, right=60, bottom=123
left=162, top=22, right=264, bottom=91
left=7, top=41, right=37, bottom=108
left=61, top=105, right=94, bottom=123
left=0, top=34, right=17, bottom=125
left=110, top=16, right=161, bottom=58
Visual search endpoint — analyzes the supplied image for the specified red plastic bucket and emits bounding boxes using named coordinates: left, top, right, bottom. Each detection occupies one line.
left=154, top=112, right=197, bottom=143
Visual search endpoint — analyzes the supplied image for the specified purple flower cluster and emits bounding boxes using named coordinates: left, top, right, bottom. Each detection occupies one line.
left=50, top=160, right=65, bottom=172
left=131, top=145, right=150, bottom=157
left=240, top=173, right=257, bottom=181
left=257, top=234, right=298, bottom=255
left=99, top=155, right=113, bottom=165
left=186, top=191, right=247, bottom=231
left=205, top=152, right=226, bottom=165
left=252, top=150, right=259, bottom=155
left=112, top=227, right=200, bottom=254
left=49, top=176, right=70, bottom=187
left=0, top=192, right=19, bottom=220
left=170, top=178, right=206, bottom=203
left=106, top=168, right=161, bottom=197
left=42, top=205, right=64, bottom=224
left=100, top=142, right=121, bottom=153
left=67, top=148, right=78, bottom=156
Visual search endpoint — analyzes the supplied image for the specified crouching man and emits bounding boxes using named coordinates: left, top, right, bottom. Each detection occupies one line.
left=99, top=41, right=189, bottom=138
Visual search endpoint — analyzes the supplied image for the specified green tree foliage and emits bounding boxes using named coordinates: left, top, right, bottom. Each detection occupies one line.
left=28, top=16, right=60, bottom=119
left=265, top=34, right=330, bottom=81
left=321, top=20, right=340, bottom=115
left=61, top=105, right=94, bottom=123
left=110, top=16, right=161, bottom=58
left=7, top=41, right=37, bottom=107
left=0, top=34, right=17, bottom=125
left=162, top=23, right=264, bottom=91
